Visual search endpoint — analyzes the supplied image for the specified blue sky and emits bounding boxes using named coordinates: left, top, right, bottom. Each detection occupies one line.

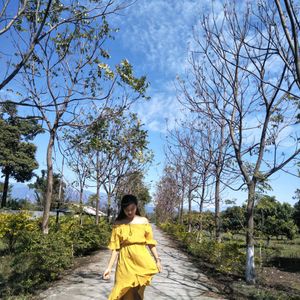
left=2, top=0, right=300, bottom=208
left=106, top=0, right=300, bottom=207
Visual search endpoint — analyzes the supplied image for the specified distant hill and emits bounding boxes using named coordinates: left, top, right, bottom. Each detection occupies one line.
left=11, top=183, right=36, bottom=200
left=9, top=183, right=106, bottom=205
left=9, top=183, right=156, bottom=213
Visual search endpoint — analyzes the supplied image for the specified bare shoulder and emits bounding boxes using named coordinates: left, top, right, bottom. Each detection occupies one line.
left=134, top=216, right=149, bottom=224
left=141, top=216, right=150, bottom=224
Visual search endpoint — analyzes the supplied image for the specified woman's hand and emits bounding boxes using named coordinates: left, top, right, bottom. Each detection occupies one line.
left=102, top=268, right=111, bottom=280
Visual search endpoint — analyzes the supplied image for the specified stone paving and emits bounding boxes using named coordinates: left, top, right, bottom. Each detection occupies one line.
left=37, top=225, right=225, bottom=300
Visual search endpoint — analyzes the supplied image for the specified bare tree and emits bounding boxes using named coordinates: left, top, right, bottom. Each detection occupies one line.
left=188, top=2, right=300, bottom=284
left=260, top=0, right=300, bottom=88
left=19, top=4, right=147, bottom=233
left=165, top=123, right=205, bottom=232
left=178, top=57, right=234, bottom=241
left=85, top=108, right=152, bottom=220
left=62, top=128, right=93, bottom=224
left=154, top=166, right=181, bottom=223
left=82, top=106, right=128, bottom=224
left=0, top=0, right=130, bottom=92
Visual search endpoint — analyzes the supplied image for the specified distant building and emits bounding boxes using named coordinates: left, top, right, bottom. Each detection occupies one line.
left=68, top=204, right=107, bottom=216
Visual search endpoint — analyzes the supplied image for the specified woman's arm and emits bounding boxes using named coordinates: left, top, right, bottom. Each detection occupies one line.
left=103, top=250, right=119, bottom=279
left=148, top=245, right=162, bottom=272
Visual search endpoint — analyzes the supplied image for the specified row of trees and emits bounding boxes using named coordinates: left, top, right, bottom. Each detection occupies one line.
left=0, top=1, right=152, bottom=232
left=155, top=0, right=300, bottom=284
left=155, top=168, right=300, bottom=239
left=186, top=195, right=299, bottom=241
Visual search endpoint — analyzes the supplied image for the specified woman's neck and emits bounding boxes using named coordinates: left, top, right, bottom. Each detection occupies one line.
left=125, top=216, right=135, bottom=222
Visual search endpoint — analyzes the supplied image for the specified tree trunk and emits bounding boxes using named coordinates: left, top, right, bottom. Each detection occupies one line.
left=96, top=177, right=100, bottom=225
left=245, top=182, right=256, bottom=284
left=95, top=151, right=100, bottom=225
left=56, top=157, right=64, bottom=225
left=215, top=174, right=221, bottom=242
left=1, top=168, right=10, bottom=208
left=188, top=191, right=192, bottom=233
left=79, top=186, right=84, bottom=225
left=179, top=192, right=184, bottom=225
left=215, top=119, right=225, bottom=243
left=107, top=192, right=111, bottom=222
left=42, top=131, right=55, bottom=234
left=198, top=182, right=206, bottom=242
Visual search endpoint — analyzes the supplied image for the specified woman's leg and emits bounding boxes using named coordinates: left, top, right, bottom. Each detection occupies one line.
left=121, top=288, right=136, bottom=300
left=137, top=285, right=146, bottom=299
left=121, top=286, right=145, bottom=300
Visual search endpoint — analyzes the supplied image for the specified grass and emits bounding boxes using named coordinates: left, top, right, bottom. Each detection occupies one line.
left=0, top=255, right=12, bottom=298
left=227, top=233, right=300, bottom=258
left=269, top=236, right=300, bottom=258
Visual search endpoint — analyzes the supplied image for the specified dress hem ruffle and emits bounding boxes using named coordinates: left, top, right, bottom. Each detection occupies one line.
left=108, top=273, right=155, bottom=300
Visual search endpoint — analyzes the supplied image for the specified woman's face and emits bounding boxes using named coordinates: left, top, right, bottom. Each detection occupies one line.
left=123, top=203, right=137, bottom=219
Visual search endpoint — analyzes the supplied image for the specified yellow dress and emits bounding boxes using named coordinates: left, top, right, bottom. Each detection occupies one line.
left=107, top=223, right=159, bottom=300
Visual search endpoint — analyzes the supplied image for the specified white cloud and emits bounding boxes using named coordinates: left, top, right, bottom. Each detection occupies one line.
left=133, top=91, right=185, bottom=133
left=112, top=0, right=225, bottom=133
left=114, top=0, right=211, bottom=76
left=111, top=1, right=231, bottom=134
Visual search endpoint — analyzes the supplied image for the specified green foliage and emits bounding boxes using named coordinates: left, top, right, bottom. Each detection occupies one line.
left=255, top=195, right=298, bottom=240
left=233, top=281, right=300, bottom=300
left=293, top=196, right=300, bottom=230
left=67, top=107, right=152, bottom=217
left=187, top=238, right=246, bottom=275
left=9, top=231, right=73, bottom=294
left=160, top=222, right=189, bottom=239
left=222, top=205, right=246, bottom=233
left=59, top=216, right=111, bottom=256
left=0, top=213, right=111, bottom=296
left=116, top=171, right=152, bottom=215
left=5, top=198, right=37, bottom=211
left=160, top=222, right=246, bottom=275
left=0, top=212, right=36, bottom=253
left=87, top=194, right=97, bottom=208
left=0, top=102, right=42, bottom=207
left=257, top=242, right=281, bottom=265
left=116, top=60, right=149, bottom=97
left=28, top=170, right=65, bottom=209
left=181, top=211, right=216, bottom=236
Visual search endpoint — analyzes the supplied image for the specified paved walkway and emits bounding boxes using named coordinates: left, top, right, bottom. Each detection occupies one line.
left=37, top=226, right=225, bottom=300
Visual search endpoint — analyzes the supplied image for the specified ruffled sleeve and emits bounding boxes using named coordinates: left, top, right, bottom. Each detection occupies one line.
left=108, top=226, right=120, bottom=250
left=145, top=224, right=157, bottom=246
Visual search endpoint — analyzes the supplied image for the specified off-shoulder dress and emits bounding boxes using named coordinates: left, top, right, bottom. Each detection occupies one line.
left=107, top=223, right=159, bottom=300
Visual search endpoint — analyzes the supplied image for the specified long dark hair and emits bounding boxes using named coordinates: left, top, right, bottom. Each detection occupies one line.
left=115, top=194, right=141, bottom=221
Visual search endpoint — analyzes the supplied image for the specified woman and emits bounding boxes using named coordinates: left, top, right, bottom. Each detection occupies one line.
left=103, top=194, right=162, bottom=300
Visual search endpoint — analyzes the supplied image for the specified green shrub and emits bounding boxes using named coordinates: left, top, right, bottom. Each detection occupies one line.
left=260, top=247, right=281, bottom=266
left=217, top=241, right=246, bottom=274
left=8, top=231, right=73, bottom=294
left=0, top=212, right=37, bottom=253
left=59, top=216, right=111, bottom=256
left=70, top=222, right=111, bottom=256
left=0, top=214, right=112, bottom=297
left=160, top=222, right=246, bottom=276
